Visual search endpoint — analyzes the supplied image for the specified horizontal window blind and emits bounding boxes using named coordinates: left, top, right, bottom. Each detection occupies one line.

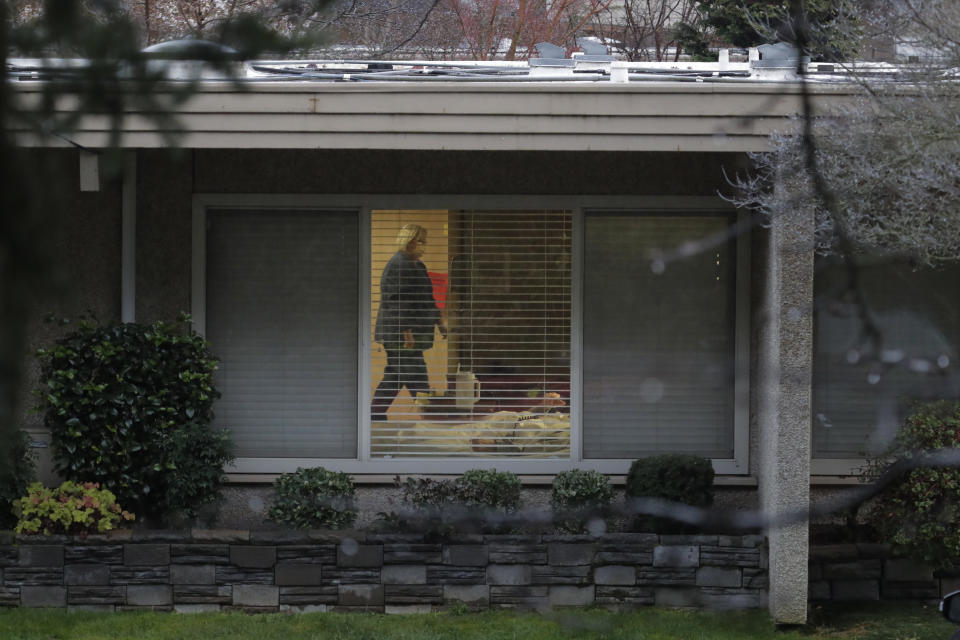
left=583, top=212, right=736, bottom=459
left=370, top=210, right=571, bottom=458
left=813, top=260, right=960, bottom=458
left=206, top=209, right=359, bottom=458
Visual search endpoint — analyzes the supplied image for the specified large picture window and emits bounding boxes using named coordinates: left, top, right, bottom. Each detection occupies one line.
left=582, top=212, right=737, bottom=459
left=198, top=199, right=746, bottom=473
left=369, top=210, right=572, bottom=458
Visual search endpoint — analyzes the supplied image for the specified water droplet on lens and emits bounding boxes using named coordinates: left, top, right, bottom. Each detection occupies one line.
left=639, top=378, right=664, bottom=403
left=586, top=518, right=607, bottom=536
left=881, top=349, right=904, bottom=363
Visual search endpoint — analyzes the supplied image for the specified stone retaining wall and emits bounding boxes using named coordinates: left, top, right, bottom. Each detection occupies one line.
left=0, top=531, right=767, bottom=612
left=809, top=544, right=960, bottom=602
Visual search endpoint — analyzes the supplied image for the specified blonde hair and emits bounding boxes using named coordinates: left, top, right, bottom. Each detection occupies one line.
left=396, top=223, right=426, bottom=252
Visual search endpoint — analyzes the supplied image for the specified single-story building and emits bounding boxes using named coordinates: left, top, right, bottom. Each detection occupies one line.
left=10, top=47, right=959, bottom=623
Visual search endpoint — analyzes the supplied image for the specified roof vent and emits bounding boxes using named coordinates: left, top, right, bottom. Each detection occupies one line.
left=141, top=38, right=241, bottom=80
left=750, top=42, right=808, bottom=80
left=529, top=42, right=574, bottom=68
left=575, top=37, right=614, bottom=62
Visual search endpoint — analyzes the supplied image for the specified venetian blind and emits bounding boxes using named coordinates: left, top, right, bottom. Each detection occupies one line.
left=582, top=212, right=736, bottom=459
left=206, top=209, right=359, bottom=458
left=813, top=260, right=960, bottom=458
left=370, top=210, right=572, bottom=458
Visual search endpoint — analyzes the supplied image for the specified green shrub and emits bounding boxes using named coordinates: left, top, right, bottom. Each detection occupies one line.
left=36, top=316, right=233, bottom=522
left=550, top=469, right=613, bottom=533
left=625, top=454, right=714, bottom=533
left=863, top=400, right=960, bottom=568
left=0, top=429, right=35, bottom=530
left=457, top=469, right=522, bottom=513
left=16, top=481, right=134, bottom=536
left=269, top=467, right=357, bottom=530
left=388, top=469, right=522, bottom=534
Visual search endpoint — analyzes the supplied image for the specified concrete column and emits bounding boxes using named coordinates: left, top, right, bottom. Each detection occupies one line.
left=756, top=205, right=814, bottom=624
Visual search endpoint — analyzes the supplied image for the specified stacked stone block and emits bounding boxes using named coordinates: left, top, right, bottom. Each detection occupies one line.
left=808, top=544, right=957, bottom=603
left=0, top=530, right=768, bottom=612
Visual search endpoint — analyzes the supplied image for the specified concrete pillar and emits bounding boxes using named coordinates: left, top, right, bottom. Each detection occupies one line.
left=756, top=205, right=814, bottom=624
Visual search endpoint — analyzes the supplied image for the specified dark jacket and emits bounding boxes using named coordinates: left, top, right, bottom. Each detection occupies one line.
left=374, top=251, right=441, bottom=351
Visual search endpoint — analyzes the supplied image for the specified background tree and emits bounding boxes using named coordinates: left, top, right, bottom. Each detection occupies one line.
left=589, top=0, right=700, bottom=61
left=679, top=0, right=861, bottom=61
left=447, top=0, right=611, bottom=60
left=730, top=0, right=960, bottom=267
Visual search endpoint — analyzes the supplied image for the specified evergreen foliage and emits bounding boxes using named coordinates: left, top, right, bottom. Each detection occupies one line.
left=386, top=469, right=522, bottom=534
left=36, top=316, right=232, bottom=522
left=685, top=0, right=860, bottom=61
left=626, top=454, right=714, bottom=533
left=268, top=466, right=358, bottom=530
left=864, top=401, right=960, bottom=568
left=0, top=429, right=34, bottom=530
left=550, top=469, right=614, bottom=533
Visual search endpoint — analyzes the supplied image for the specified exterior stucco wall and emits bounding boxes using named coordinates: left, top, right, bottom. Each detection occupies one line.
left=135, top=150, right=195, bottom=324
left=20, top=151, right=123, bottom=483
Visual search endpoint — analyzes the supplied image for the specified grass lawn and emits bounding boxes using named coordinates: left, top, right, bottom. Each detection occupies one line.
left=0, top=603, right=954, bottom=640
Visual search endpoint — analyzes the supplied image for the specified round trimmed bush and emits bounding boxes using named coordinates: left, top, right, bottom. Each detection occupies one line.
left=269, top=467, right=357, bottom=529
left=625, top=454, right=714, bottom=533
left=551, top=469, right=613, bottom=533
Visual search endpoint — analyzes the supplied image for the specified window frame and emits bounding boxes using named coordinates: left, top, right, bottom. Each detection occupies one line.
left=192, top=194, right=750, bottom=477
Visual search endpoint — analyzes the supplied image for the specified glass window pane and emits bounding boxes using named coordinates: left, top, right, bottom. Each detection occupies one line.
left=813, top=259, right=960, bottom=458
left=582, top=212, right=736, bottom=459
left=370, top=210, right=572, bottom=458
left=206, top=209, right=359, bottom=458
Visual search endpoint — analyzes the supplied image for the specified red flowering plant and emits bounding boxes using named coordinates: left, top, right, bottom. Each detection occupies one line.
left=15, top=481, right=134, bottom=537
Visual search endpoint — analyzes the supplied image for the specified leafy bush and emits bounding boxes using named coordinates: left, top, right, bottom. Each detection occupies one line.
left=387, top=469, right=522, bottom=534
left=863, top=400, right=960, bottom=568
left=625, top=454, right=714, bottom=533
left=550, top=469, right=613, bottom=533
left=457, top=469, right=522, bottom=513
left=0, top=429, right=35, bottom=530
left=36, top=316, right=233, bottom=522
left=16, top=481, right=134, bottom=536
left=268, top=467, right=357, bottom=530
